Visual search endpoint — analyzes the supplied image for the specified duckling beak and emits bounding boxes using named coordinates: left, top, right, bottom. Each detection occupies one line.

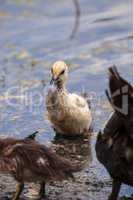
left=50, top=76, right=59, bottom=85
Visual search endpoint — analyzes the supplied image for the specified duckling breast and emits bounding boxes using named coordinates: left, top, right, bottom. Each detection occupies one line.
left=46, top=88, right=92, bottom=135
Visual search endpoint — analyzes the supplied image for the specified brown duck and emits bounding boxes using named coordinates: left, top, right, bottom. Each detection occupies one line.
left=0, top=134, right=83, bottom=200
left=96, top=66, right=133, bottom=200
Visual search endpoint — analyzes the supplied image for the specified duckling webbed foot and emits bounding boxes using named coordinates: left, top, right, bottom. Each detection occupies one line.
left=39, top=182, right=46, bottom=199
left=12, top=182, right=24, bottom=200
left=108, top=180, right=121, bottom=200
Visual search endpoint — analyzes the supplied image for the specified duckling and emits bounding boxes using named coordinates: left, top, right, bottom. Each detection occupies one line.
left=0, top=136, right=83, bottom=200
left=96, top=66, right=133, bottom=200
left=46, top=61, right=92, bottom=136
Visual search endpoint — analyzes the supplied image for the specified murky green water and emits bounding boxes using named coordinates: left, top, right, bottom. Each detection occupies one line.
left=0, top=0, right=133, bottom=199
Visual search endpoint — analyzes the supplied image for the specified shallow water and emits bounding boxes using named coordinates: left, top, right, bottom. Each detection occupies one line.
left=0, top=0, right=133, bottom=199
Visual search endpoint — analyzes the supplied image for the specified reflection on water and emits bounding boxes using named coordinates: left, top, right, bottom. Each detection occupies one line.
left=52, top=136, right=92, bottom=166
left=0, top=0, right=133, bottom=199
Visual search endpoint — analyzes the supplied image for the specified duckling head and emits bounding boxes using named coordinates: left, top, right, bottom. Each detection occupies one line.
left=50, top=61, right=68, bottom=88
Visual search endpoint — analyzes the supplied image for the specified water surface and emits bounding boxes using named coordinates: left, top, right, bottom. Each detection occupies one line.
left=0, top=0, right=133, bottom=199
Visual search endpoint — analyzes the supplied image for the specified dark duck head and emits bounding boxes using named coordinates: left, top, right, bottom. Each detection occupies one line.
left=106, top=66, right=133, bottom=139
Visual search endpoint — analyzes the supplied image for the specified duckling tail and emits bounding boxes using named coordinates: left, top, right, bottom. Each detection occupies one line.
left=40, top=146, right=86, bottom=180
left=26, top=131, right=39, bottom=140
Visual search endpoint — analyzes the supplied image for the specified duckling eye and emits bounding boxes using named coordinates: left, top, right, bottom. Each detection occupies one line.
left=60, top=70, right=65, bottom=75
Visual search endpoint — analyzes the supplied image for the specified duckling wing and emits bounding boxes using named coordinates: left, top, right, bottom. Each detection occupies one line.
left=68, top=93, right=89, bottom=109
left=5, top=142, right=76, bottom=181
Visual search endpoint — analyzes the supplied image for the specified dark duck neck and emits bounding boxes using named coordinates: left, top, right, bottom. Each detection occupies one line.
left=106, top=66, right=133, bottom=139
left=96, top=66, right=133, bottom=200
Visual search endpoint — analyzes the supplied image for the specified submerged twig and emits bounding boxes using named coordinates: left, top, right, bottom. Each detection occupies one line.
left=70, top=0, right=81, bottom=39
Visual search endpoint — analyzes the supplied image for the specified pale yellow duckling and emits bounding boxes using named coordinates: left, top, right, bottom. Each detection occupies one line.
left=46, top=61, right=92, bottom=137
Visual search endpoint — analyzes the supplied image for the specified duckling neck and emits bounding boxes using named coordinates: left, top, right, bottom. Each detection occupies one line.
left=56, top=81, right=66, bottom=91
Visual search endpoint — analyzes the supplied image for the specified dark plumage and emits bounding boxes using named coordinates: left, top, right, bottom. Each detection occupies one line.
left=0, top=136, right=82, bottom=200
left=96, top=66, right=133, bottom=200
left=106, top=66, right=133, bottom=139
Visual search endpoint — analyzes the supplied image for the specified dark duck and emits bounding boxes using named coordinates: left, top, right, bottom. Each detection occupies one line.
left=0, top=131, right=83, bottom=200
left=96, top=66, right=133, bottom=200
